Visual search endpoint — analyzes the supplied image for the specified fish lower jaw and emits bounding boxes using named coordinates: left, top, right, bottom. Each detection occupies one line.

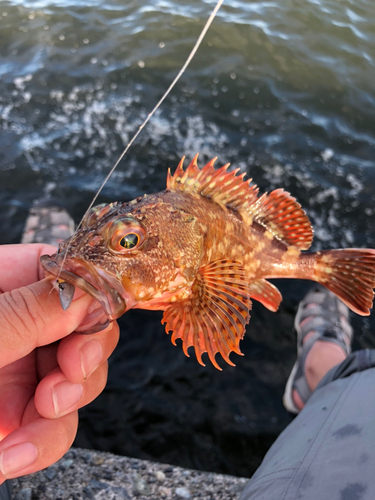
left=40, top=254, right=127, bottom=324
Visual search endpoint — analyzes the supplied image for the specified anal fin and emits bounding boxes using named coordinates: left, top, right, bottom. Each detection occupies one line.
left=162, top=259, right=252, bottom=370
left=248, top=279, right=282, bottom=312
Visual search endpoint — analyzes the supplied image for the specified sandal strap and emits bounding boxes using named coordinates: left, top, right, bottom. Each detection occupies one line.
left=289, top=330, right=321, bottom=405
left=298, top=314, right=353, bottom=352
left=294, top=286, right=353, bottom=348
left=293, top=374, right=312, bottom=405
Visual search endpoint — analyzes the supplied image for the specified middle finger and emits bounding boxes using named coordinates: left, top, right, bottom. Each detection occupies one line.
left=57, top=321, right=120, bottom=384
left=34, top=361, right=109, bottom=419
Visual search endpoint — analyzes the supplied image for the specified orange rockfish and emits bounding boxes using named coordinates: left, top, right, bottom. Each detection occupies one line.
left=41, top=155, right=375, bottom=369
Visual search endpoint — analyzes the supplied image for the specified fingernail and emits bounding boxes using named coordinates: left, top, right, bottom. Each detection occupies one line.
left=52, top=381, right=83, bottom=417
left=80, top=340, right=103, bottom=379
left=0, top=442, right=38, bottom=477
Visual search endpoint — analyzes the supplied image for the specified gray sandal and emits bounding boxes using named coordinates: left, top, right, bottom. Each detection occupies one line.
left=21, top=198, right=75, bottom=246
left=283, top=285, right=353, bottom=414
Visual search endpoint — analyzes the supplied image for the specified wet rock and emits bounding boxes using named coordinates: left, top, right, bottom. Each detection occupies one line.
left=11, top=447, right=248, bottom=500
left=54, top=488, right=66, bottom=498
left=44, top=467, right=57, bottom=481
left=112, top=485, right=131, bottom=498
left=59, top=459, right=74, bottom=470
left=133, top=474, right=151, bottom=496
left=14, top=488, right=32, bottom=500
left=92, top=455, right=105, bottom=466
left=82, top=486, right=94, bottom=499
left=175, top=486, right=191, bottom=499
left=158, top=486, right=172, bottom=498
left=155, top=470, right=166, bottom=482
left=89, top=479, right=109, bottom=491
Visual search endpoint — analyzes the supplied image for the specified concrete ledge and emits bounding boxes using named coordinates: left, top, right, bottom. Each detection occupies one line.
left=11, top=447, right=248, bottom=500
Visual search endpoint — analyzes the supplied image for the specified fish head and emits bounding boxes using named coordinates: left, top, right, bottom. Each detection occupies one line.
left=40, top=197, right=204, bottom=331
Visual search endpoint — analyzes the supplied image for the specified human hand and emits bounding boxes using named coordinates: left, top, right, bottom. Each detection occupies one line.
left=0, top=244, right=119, bottom=484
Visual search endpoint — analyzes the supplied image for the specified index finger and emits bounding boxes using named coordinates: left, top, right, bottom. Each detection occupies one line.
left=0, top=244, right=57, bottom=292
left=0, top=278, right=94, bottom=369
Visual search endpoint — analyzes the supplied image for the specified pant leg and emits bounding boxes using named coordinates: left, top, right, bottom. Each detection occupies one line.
left=240, top=350, right=375, bottom=500
left=0, top=481, right=11, bottom=500
left=317, top=348, right=375, bottom=388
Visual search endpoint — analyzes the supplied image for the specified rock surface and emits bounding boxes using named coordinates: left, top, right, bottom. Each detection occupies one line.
left=11, top=448, right=248, bottom=500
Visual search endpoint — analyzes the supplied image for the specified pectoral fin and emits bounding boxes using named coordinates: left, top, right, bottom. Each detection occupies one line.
left=162, top=259, right=252, bottom=370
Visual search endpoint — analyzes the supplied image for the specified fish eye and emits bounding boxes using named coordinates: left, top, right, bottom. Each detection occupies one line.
left=119, top=233, right=139, bottom=249
left=109, top=216, right=146, bottom=253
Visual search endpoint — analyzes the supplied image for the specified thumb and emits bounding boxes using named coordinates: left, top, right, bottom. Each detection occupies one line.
left=0, top=278, right=94, bottom=369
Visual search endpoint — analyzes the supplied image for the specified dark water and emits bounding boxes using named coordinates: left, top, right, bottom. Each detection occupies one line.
left=1, top=0, right=375, bottom=478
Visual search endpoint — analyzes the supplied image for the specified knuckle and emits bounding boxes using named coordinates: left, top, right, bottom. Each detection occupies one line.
left=92, top=362, right=108, bottom=390
left=84, top=362, right=108, bottom=403
left=55, top=413, right=78, bottom=451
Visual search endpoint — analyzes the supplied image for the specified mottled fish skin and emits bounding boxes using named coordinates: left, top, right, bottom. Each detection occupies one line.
left=40, top=155, right=375, bottom=370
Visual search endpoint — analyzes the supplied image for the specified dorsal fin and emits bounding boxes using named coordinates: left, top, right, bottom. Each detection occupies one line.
left=167, top=155, right=313, bottom=250
left=167, top=154, right=259, bottom=211
left=250, top=189, right=313, bottom=250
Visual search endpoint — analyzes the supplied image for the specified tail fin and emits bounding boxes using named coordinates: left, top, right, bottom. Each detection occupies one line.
left=314, top=249, right=375, bottom=315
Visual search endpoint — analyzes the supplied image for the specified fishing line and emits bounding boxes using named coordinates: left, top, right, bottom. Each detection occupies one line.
left=56, top=0, right=224, bottom=280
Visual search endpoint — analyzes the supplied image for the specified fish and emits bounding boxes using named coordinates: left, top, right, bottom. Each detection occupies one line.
left=40, top=154, right=375, bottom=370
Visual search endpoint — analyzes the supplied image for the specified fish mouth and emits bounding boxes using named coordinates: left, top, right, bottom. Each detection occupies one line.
left=40, top=254, right=128, bottom=334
